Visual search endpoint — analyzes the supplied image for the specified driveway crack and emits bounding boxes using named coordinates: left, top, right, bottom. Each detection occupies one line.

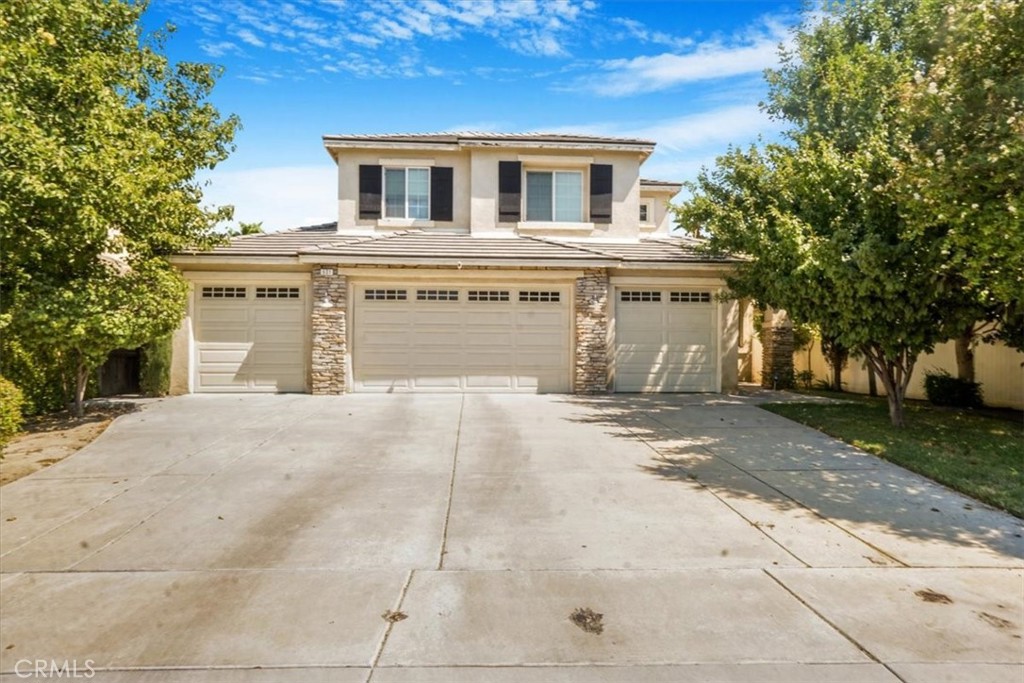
left=436, top=394, right=464, bottom=571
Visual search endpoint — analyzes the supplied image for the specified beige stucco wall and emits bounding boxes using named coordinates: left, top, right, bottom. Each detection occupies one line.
left=336, top=149, right=472, bottom=232
left=335, top=145, right=646, bottom=239
left=169, top=297, right=192, bottom=396
left=720, top=298, right=740, bottom=393
left=639, top=189, right=679, bottom=236
left=793, top=337, right=1023, bottom=409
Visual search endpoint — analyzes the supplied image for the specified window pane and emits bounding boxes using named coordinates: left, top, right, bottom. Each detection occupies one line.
left=554, top=171, right=582, bottom=221
left=407, top=168, right=429, bottom=219
left=526, top=172, right=552, bottom=221
left=384, top=169, right=405, bottom=218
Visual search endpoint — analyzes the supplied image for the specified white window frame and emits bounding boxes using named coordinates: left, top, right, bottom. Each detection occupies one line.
left=524, top=169, right=584, bottom=222
left=639, top=200, right=653, bottom=225
left=383, top=167, right=430, bottom=220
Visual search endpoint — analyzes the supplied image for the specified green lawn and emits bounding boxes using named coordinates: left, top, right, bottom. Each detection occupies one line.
left=761, top=395, right=1024, bottom=518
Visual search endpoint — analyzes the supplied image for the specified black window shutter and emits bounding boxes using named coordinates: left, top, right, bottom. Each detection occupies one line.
left=498, top=161, right=522, bottom=222
left=359, top=165, right=382, bottom=219
left=590, top=164, right=613, bottom=224
left=430, top=166, right=453, bottom=222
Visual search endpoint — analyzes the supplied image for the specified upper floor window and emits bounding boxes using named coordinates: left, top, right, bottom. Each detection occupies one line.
left=359, top=164, right=453, bottom=222
left=525, top=171, right=583, bottom=222
left=384, top=167, right=430, bottom=219
left=498, top=161, right=611, bottom=224
left=639, top=201, right=651, bottom=224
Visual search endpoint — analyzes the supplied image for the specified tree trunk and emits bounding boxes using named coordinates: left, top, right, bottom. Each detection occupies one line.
left=867, top=361, right=878, bottom=397
left=954, top=326, right=975, bottom=383
left=827, top=347, right=844, bottom=392
left=73, top=357, right=89, bottom=418
left=862, top=345, right=917, bottom=428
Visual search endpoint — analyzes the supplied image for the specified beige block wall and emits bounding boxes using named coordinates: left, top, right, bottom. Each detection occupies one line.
left=793, top=338, right=1023, bottom=409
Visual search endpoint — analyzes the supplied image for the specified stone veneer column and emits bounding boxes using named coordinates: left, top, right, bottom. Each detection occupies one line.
left=574, top=268, right=610, bottom=394
left=761, top=308, right=794, bottom=389
left=311, top=266, right=347, bottom=394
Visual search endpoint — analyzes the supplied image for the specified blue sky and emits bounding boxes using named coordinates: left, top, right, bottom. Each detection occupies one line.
left=143, top=0, right=802, bottom=231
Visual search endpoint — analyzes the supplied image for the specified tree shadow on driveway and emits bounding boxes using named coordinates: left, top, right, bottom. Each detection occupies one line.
left=566, top=394, right=1024, bottom=568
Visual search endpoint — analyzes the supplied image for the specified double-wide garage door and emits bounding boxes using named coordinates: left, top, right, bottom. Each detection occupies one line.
left=353, top=284, right=570, bottom=392
left=614, top=288, right=718, bottom=392
left=194, top=284, right=307, bottom=392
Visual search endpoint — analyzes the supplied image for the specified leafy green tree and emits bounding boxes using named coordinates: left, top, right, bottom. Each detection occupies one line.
left=899, top=0, right=1024, bottom=315
left=226, top=221, right=264, bottom=236
left=0, top=0, right=238, bottom=415
left=679, top=0, right=1021, bottom=426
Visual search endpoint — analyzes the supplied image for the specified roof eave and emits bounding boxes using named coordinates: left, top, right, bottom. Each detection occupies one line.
left=611, top=260, right=738, bottom=270
left=296, top=254, right=614, bottom=268
left=170, top=254, right=302, bottom=265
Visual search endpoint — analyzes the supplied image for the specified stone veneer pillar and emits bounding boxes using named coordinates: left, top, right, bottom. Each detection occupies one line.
left=311, top=266, right=347, bottom=394
left=761, top=308, right=794, bottom=389
left=574, top=268, right=610, bottom=394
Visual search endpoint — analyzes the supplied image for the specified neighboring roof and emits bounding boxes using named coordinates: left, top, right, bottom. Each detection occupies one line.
left=640, top=178, right=684, bottom=192
left=185, top=222, right=339, bottom=257
left=175, top=224, right=735, bottom=267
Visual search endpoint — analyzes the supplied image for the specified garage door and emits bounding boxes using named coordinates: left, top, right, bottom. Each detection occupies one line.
left=353, top=284, right=570, bottom=392
left=614, top=288, right=717, bottom=392
left=194, top=284, right=307, bottom=392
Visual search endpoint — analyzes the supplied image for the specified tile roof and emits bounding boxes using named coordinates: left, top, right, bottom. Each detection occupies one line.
left=322, top=131, right=655, bottom=147
left=640, top=178, right=684, bottom=189
left=177, top=223, right=733, bottom=265
left=307, top=231, right=614, bottom=263
left=562, top=237, right=729, bottom=263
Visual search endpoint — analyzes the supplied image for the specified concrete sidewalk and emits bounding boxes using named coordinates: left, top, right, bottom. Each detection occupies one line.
left=1, top=394, right=1021, bottom=682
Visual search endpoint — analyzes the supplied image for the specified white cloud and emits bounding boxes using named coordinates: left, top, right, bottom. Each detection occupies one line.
left=542, top=103, right=783, bottom=189
left=626, top=104, right=782, bottom=152
left=509, top=30, right=567, bottom=57
left=200, top=165, right=338, bottom=233
left=236, top=28, right=265, bottom=47
left=199, top=40, right=241, bottom=57
left=179, top=0, right=595, bottom=76
left=578, top=20, right=791, bottom=96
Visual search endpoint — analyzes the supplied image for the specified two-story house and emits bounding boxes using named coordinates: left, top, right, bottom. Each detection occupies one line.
left=169, top=133, right=739, bottom=395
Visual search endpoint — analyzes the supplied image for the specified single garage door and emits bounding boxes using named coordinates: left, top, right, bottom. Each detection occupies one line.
left=614, top=288, right=717, bottom=392
left=194, top=284, right=307, bottom=392
left=353, top=284, right=570, bottom=392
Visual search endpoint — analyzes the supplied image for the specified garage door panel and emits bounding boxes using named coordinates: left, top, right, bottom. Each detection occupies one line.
left=615, top=291, right=717, bottom=393
left=411, top=375, right=463, bottom=389
left=197, top=372, right=249, bottom=389
left=666, top=309, right=712, bottom=325
left=195, top=285, right=307, bottom=393
left=198, top=346, right=252, bottom=364
left=199, top=308, right=250, bottom=325
left=361, top=308, right=415, bottom=323
left=464, top=311, right=515, bottom=326
left=251, top=328, right=304, bottom=344
left=354, top=284, right=569, bottom=392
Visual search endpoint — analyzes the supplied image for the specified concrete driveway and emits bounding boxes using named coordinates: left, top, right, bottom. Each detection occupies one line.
left=1, top=394, right=1021, bottom=682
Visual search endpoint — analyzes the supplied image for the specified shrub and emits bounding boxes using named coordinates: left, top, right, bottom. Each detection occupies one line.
left=0, top=339, right=72, bottom=415
left=140, top=334, right=173, bottom=396
left=795, top=369, right=815, bottom=389
left=0, top=376, right=26, bottom=450
left=923, top=370, right=984, bottom=408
